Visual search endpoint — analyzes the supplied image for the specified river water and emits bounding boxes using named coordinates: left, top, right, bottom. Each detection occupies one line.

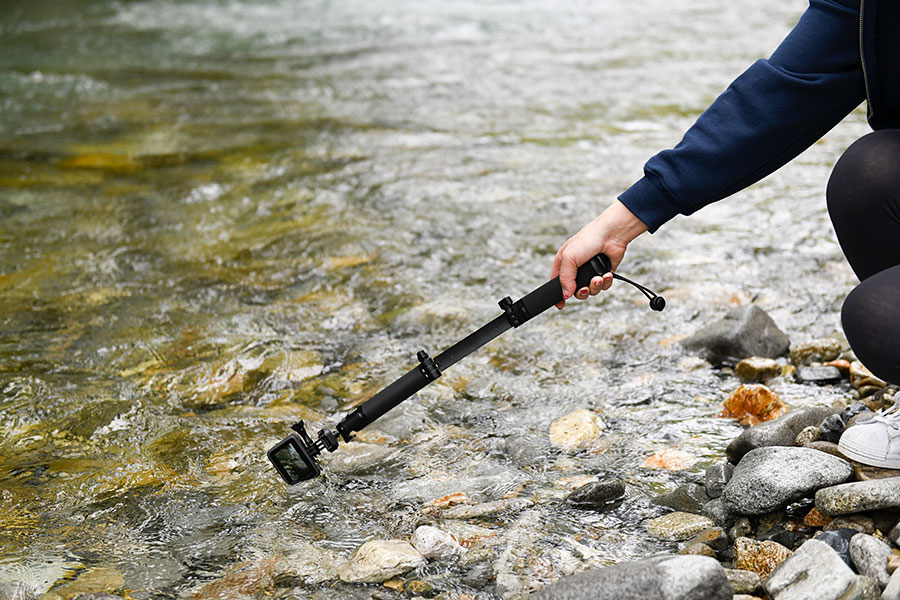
left=0, top=0, right=872, bottom=598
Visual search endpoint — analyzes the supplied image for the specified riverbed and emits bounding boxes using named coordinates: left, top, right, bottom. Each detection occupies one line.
left=0, top=0, right=872, bottom=597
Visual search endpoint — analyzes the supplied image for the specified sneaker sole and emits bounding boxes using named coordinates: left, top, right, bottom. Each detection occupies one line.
left=838, top=439, right=900, bottom=469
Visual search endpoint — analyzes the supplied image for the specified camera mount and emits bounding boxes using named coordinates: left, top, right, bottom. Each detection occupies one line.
left=267, top=253, right=665, bottom=485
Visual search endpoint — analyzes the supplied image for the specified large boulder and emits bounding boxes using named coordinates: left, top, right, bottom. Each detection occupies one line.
left=529, top=555, right=732, bottom=600
left=815, top=477, right=900, bottom=515
left=681, top=305, right=790, bottom=365
left=721, top=447, right=853, bottom=515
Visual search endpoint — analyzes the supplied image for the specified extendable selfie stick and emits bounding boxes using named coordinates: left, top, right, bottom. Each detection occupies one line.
left=267, top=253, right=665, bottom=484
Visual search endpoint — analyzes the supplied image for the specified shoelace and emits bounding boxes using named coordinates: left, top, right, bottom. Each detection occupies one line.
left=869, top=401, right=900, bottom=430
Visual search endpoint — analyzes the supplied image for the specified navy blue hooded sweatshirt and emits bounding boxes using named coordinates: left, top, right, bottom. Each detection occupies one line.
left=618, top=0, right=900, bottom=233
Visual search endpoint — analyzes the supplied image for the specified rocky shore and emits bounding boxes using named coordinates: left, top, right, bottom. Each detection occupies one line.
left=3, top=305, right=899, bottom=600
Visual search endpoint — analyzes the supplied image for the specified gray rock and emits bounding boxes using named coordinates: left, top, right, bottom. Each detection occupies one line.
left=565, top=479, right=626, bottom=511
left=0, top=583, right=36, bottom=600
left=816, top=478, right=900, bottom=516
left=645, top=512, right=717, bottom=541
left=724, top=568, right=761, bottom=594
left=729, top=517, right=753, bottom=542
left=721, top=446, right=853, bottom=516
left=796, top=366, right=843, bottom=385
left=814, top=528, right=858, bottom=567
left=70, top=595, right=125, bottom=600
left=701, top=497, right=738, bottom=529
left=681, top=304, right=790, bottom=365
left=704, top=463, right=734, bottom=499
left=529, top=555, right=732, bottom=600
left=726, top=406, right=838, bottom=463
left=764, top=539, right=867, bottom=600
left=849, top=533, right=892, bottom=589
left=856, top=576, right=881, bottom=600
left=883, top=568, right=900, bottom=600
left=890, top=519, right=900, bottom=547
left=652, top=483, right=709, bottom=514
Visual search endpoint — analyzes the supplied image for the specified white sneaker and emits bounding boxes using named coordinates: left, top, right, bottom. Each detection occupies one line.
left=838, top=402, right=900, bottom=469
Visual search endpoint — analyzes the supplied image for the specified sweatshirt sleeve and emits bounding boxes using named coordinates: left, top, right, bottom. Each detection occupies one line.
left=618, top=0, right=866, bottom=233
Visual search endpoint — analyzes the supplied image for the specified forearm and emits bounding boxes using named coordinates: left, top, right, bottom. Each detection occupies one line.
left=620, top=0, right=866, bottom=232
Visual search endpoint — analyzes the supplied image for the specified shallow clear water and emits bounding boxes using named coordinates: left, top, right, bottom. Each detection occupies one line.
left=0, top=0, right=871, bottom=598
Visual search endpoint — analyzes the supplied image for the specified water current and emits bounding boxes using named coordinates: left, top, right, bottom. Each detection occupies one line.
left=0, top=0, right=873, bottom=598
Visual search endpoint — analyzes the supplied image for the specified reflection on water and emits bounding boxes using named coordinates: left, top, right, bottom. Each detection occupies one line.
left=1, top=0, right=869, bottom=597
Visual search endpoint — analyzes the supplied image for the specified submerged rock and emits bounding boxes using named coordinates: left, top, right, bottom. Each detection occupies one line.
left=564, top=479, right=626, bottom=511
left=726, top=406, right=838, bottom=463
left=441, top=497, right=533, bottom=519
left=652, top=482, right=708, bottom=514
left=719, top=384, right=787, bottom=426
left=763, top=539, right=865, bottom=600
left=721, top=446, right=853, bottom=516
left=645, top=512, right=716, bottom=541
left=549, top=409, right=606, bottom=452
left=530, top=555, right=732, bottom=600
left=338, top=540, right=425, bottom=583
left=411, top=526, right=465, bottom=560
left=680, top=304, right=790, bottom=365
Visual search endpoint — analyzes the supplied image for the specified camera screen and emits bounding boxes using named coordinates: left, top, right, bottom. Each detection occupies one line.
left=267, top=435, right=319, bottom=484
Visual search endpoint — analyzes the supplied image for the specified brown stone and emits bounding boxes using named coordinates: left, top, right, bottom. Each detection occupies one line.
left=852, top=461, right=900, bottom=481
left=719, top=385, right=787, bottom=426
left=677, top=542, right=717, bottom=558
left=809, top=440, right=843, bottom=458
left=803, top=507, right=832, bottom=528
left=733, top=537, right=793, bottom=579
left=888, top=554, right=900, bottom=574
left=735, top=357, right=782, bottom=382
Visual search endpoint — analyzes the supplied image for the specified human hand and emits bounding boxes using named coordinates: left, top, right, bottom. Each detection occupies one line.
left=552, top=200, right=648, bottom=309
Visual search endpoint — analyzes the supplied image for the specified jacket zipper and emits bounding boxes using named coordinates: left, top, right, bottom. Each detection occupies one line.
left=859, top=0, right=874, bottom=120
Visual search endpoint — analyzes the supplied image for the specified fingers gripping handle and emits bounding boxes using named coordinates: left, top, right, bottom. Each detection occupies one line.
left=507, top=254, right=612, bottom=325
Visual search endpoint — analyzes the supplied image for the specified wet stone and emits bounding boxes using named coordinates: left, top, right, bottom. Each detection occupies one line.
left=564, top=479, right=626, bottom=511
left=678, top=541, right=717, bottom=558
left=815, top=477, right=900, bottom=515
left=736, top=357, right=782, bottom=382
left=729, top=517, right=753, bottom=541
left=733, top=537, right=793, bottom=580
left=652, top=482, right=708, bottom=514
left=763, top=539, right=860, bottom=600
left=702, top=497, right=738, bottom=529
left=813, top=529, right=858, bottom=567
left=724, top=568, right=762, bottom=595
left=849, top=533, right=892, bottom=589
left=441, top=497, right=532, bottom=519
left=686, top=528, right=731, bottom=555
left=794, top=425, right=821, bottom=447
left=890, top=518, right=900, bottom=546
left=704, top=463, right=734, bottom=499
left=790, top=339, right=843, bottom=366
left=818, top=414, right=846, bottom=443
left=549, top=409, right=606, bottom=452
left=721, top=446, right=853, bottom=516
left=680, top=304, right=790, bottom=366
left=726, top=406, right=838, bottom=463
left=795, top=366, right=842, bottom=385
left=809, top=440, right=843, bottom=458
left=645, top=512, right=716, bottom=541
left=411, top=526, right=465, bottom=560
left=530, top=555, right=732, bottom=600
left=719, top=384, right=786, bottom=426
left=758, top=527, right=805, bottom=551
left=889, top=555, right=900, bottom=575
left=338, top=540, right=425, bottom=583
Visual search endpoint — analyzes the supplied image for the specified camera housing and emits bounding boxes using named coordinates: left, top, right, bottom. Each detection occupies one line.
left=267, top=433, right=321, bottom=484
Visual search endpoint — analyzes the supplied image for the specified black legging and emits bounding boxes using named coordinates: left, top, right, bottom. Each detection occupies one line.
left=827, top=129, right=900, bottom=384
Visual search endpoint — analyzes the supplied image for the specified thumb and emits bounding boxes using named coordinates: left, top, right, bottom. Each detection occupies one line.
left=558, top=255, right=578, bottom=300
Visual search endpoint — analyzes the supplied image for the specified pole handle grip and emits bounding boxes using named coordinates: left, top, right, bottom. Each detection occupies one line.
left=514, top=253, right=612, bottom=324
